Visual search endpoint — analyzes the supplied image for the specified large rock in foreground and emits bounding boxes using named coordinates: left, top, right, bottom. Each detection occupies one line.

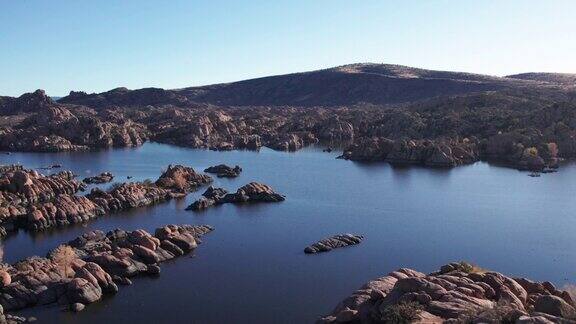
left=0, top=224, right=214, bottom=313
left=318, top=262, right=576, bottom=323
left=304, top=234, right=364, bottom=254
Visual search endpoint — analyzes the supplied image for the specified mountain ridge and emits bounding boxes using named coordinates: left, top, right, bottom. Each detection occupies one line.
left=53, top=63, right=572, bottom=109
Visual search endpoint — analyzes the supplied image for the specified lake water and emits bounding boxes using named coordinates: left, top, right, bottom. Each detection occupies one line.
left=1, top=142, right=576, bottom=323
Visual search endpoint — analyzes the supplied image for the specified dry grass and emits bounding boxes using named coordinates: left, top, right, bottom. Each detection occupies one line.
left=142, top=179, right=155, bottom=187
left=379, top=301, right=424, bottom=324
left=458, top=261, right=487, bottom=274
left=51, top=245, right=77, bottom=277
left=562, top=284, right=576, bottom=302
left=457, top=302, right=519, bottom=324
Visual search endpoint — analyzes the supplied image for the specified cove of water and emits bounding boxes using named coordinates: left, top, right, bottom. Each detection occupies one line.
left=1, top=142, right=575, bottom=323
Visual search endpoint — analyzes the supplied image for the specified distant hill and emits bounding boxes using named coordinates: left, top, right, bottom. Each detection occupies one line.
left=175, top=64, right=525, bottom=107
left=507, top=72, right=576, bottom=86
left=56, top=63, right=566, bottom=108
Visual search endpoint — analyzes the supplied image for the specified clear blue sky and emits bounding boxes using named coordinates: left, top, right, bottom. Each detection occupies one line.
left=1, top=0, right=575, bottom=97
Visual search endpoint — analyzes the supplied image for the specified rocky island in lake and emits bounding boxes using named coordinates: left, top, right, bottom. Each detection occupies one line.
left=186, top=182, right=285, bottom=211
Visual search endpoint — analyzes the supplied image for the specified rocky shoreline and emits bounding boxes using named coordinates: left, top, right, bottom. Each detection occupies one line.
left=319, top=262, right=576, bottom=323
left=1, top=86, right=574, bottom=172
left=0, top=165, right=213, bottom=236
left=0, top=224, right=213, bottom=318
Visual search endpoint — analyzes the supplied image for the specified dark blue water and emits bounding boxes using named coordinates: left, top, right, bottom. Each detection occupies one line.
left=1, top=142, right=576, bottom=323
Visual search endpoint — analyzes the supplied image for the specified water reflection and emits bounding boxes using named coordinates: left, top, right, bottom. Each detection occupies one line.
left=1, top=142, right=575, bottom=323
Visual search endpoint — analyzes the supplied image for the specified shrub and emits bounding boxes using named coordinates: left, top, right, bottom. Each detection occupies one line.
left=109, top=182, right=123, bottom=191
left=142, top=179, right=155, bottom=187
left=458, top=261, right=486, bottom=274
left=526, top=147, right=539, bottom=157
left=457, top=302, right=519, bottom=324
left=379, top=302, right=423, bottom=324
left=172, top=174, right=188, bottom=190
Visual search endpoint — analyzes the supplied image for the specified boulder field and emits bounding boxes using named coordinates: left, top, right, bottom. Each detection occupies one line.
left=0, top=224, right=213, bottom=314
left=2, top=87, right=576, bottom=171
left=318, top=262, right=576, bottom=323
left=0, top=165, right=213, bottom=236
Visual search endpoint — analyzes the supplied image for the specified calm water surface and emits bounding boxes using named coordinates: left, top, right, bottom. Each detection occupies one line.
left=1, top=142, right=575, bottom=323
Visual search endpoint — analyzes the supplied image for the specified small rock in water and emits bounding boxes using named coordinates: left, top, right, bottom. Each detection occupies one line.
left=83, top=171, right=114, bottom=184
left=304, top=234, right=364, bottom=254
left=112, top=275, right=133, bottom=286
left=203, top=164, right=242, bottom=178
left=5, top=314, right=26, bottom=323
left=186, top=182, right=285, bottom=211
left=71, top=303, right=85, bottom=312
left=146, top=264, right=161, bottom=276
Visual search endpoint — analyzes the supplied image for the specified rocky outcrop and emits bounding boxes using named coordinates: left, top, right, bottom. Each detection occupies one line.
left=265, top=132, right=319, bottom=151
left=0, top=170, right=87, bottom=235
left=0, top=165, right=213, bottom=235
left=0, top=165, right=23, bottom=175
left=315, top=116, right=355, bottom=142
left=83, top=172, right=114, bottom=184
left=341, top=138, right=479, bottom=167
left=0, top=102, right=148, bottom=152
left=318, top=262, right=576, bottom=323
left=0, top=224, right=213, bottom=313
left=86, top=182, right=172, bottom=213
left=186, top=182, right=285, bottom=211
left=155, top=165, right=212, bottom=193
left=185, top=186, right=228, bottom=211
left=304, top=234, right=364, bottom=254
left=226, top=182, right=285, bottom=203
left=27, top=195, right=105, bottom=231
left=203, top=164, right=242, bottom=178
left=0, top=170, right=84, bottom=204
left=0, top=89, right=54, bottom=115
